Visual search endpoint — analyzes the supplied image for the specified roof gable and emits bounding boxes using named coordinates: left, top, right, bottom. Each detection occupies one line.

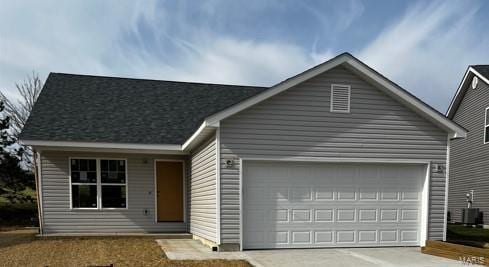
left=473, top=65, right=489, bottom=80
left=447, top=65, right=489, bottom=119
left=206, top=53, right=466, bottom=139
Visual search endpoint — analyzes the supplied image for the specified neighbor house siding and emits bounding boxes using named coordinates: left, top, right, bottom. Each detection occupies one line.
left=219, top=65, right=448, bottom=246
left=40, top=151, right=188, bottom=233
left=449, top=78, right=489, bottom=223
left=189, top=134, right=217, bottom=242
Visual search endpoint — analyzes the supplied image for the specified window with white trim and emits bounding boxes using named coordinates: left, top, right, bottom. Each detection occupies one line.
left=70, top=159, right=97, bottom=208
left=330, top=84, right=351, bottom=113
left=101, top=159, right=127, bottom=208
left=70, top=158, right=127, bottom=209
left=485, top=107, right=489, bottom=144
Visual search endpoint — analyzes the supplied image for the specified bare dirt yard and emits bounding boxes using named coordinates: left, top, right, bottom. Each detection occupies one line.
left=0, top=230, right=251, bottom=267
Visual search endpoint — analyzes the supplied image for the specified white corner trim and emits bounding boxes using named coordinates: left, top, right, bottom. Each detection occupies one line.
left=238, top=158, right=243, bottom=251
left=420, top=163, right=431, bottom=247
left=23, top=140, right=182, bottom=151
left=443, top=136, right=450, bottom=241
left=35, top=152, right=44, bottom=235
left=215, top=128, right=221, bottom=245
left=484, top=107, right=489, bottom=145
left=447, top=66, right=489, bottom=118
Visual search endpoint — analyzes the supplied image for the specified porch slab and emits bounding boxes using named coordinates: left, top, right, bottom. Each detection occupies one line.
left=156, top=239, right=258, bottom=264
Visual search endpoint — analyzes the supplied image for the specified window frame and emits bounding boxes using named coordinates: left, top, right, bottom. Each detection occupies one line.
left=69, top=157, right=128, bottom=210
left=330, top=84, right=351, bottom=113
left=485, top=107, right=489, bottom=144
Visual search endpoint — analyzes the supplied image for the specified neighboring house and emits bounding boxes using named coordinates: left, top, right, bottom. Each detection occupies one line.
left=447, top=65, right=489, bottom=225
left=21, top=53, right=466, bottom=251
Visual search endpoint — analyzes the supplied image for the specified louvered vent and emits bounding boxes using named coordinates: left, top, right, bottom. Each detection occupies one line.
left=330, top=84, right=351, bottom=113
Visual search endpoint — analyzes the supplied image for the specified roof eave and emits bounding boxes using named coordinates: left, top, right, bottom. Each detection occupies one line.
left=22, top=139, right=188, bottom=155
left=181, top=121, right=217, bottom=152
left=205, top=53, right=351, bottom=126
left=447, top=67, right=489, bottom=119
left=204, top=53, right=467, bottom=139
left=344, top=59, right=467, bottom=139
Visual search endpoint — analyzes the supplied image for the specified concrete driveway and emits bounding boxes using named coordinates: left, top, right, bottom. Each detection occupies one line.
left=158, top=240, right=463, bottom=267
left=243, top=247, right=462, bottom=267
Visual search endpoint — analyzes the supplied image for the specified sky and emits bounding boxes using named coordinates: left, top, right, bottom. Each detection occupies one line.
left=0, top=0, right=488, bottom=113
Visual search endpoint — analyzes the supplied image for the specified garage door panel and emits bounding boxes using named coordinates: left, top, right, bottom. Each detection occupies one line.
left=315, top=188, right=334, bottom=200
left=245, top=207, right=421, bottom=224
left=358, top=230, right=377, bottom=243
left=315, top=209, right=334, bottom=222
left=358, top=209, right=377, bottom=222
left=243, top=161, right=425, bottom=249
left=245, top=229, right=421, bottom=249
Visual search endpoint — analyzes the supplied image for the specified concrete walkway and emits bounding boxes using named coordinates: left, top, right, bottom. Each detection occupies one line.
left=244, top=247, right=464, bottom=267
left=157, top=239, right=464, bottom=267
left=156, top=239, right=261, bottom=265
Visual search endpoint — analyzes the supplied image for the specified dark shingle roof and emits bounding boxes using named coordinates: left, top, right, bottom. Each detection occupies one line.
left=20, top=73, right=267, bottom=144
left=472, top=65, right=489, bottom=80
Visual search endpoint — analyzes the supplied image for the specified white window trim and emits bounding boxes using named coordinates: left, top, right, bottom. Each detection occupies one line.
left=485, top=107, right=489, bottom=144
left=330, top=84, right=351, bottom=113
left=69, top=157, right=128, bottom=210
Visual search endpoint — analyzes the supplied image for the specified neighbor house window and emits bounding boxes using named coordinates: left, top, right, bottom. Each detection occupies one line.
left=330, top=84, right=351, bottom=113
left=70, top=158, right=127, bottom=209
left=485, top=107, right=489, bottom=144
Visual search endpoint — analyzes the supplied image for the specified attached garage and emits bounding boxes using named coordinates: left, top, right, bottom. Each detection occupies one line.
left=242, top=161, right=428, bottom=249
left=211, top=53, right=466, bottom=251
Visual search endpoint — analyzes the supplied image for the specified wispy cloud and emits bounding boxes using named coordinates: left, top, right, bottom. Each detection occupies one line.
left=0, top=0, right=334, bottom=97
left=0, top=0, right=487, bottom=113
left=358, top=0, right=489, bottom=111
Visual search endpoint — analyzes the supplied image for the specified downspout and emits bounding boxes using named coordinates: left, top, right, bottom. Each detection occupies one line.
left=34, top=151, right=44, bottom=235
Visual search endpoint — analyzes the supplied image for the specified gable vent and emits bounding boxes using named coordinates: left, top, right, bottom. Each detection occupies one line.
left=330, top=84, right=351, bottom=113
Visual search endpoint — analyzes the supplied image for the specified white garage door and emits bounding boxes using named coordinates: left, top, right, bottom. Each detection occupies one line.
left=242, top=161, right=426, bottom=249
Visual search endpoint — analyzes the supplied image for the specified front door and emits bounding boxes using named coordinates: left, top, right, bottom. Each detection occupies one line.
left=155, top=161, right=184, bottom=222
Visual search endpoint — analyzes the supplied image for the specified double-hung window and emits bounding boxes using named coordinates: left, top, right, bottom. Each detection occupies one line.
left=485, top=107, right=489, bottom=144
left=70, top=158, right=127, bottom=209
left=101, top=159, right=127, bottom=208
left=70, top=159, right=97, bottom=208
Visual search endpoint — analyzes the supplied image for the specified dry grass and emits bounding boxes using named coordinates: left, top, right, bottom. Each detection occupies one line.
left=0, top=231, right=251, bottom=267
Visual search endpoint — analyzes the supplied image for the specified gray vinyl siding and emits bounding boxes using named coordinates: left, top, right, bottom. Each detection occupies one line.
left=449, top=78, right=489, bottom=223
left=39, top=151, right=188, bottom=233
left=219, top=65, right=448, bottom=245
left=189, top=134, right=217, bottom=242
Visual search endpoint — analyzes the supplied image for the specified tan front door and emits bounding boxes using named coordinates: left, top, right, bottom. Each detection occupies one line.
left=155, top=161, right=184, bottom=222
